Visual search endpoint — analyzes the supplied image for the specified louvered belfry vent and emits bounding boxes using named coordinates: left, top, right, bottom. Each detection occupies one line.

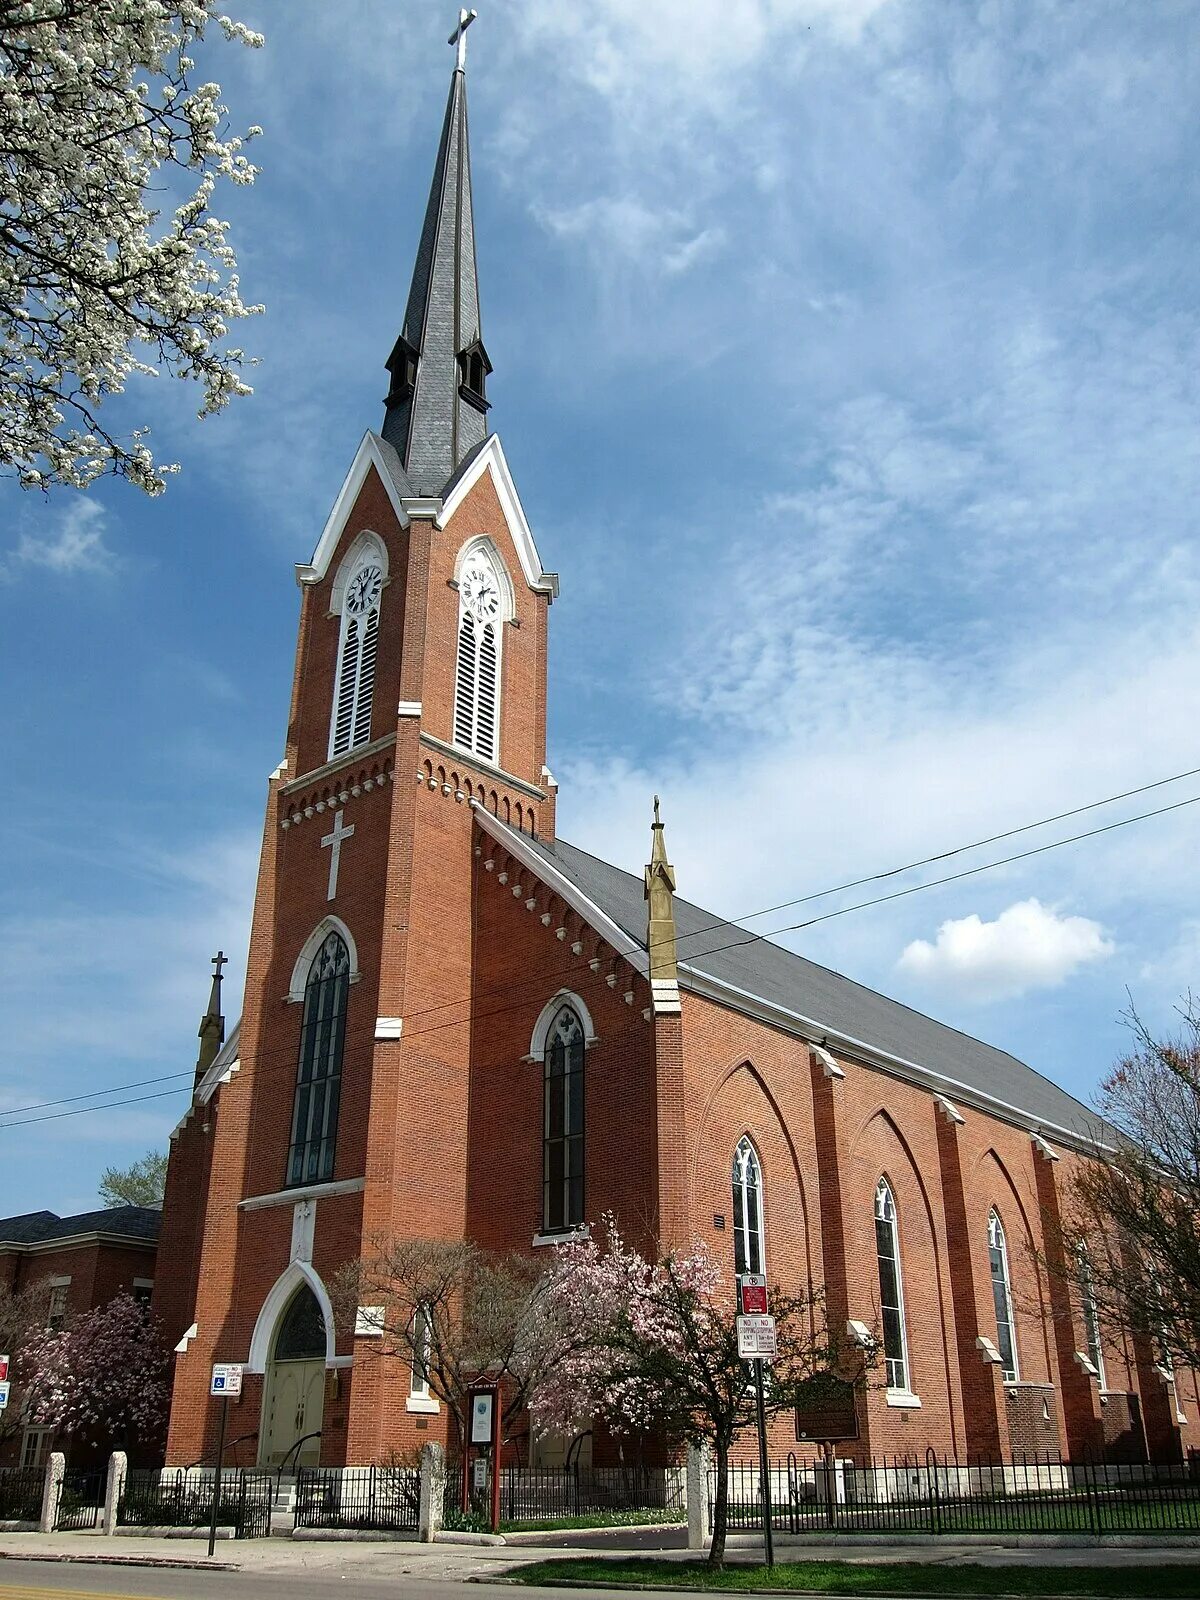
left=452, top=546, right=505, bottom=765
left=329, top=551, right=384, bottom=759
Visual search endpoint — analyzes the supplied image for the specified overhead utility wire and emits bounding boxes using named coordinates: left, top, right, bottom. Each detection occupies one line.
left=0, top=1069, right=196, bottom=1118
left=4, top=783, right=1196, bottom=1130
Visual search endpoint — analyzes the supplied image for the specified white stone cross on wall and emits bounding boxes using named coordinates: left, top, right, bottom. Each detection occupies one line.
left=449, top=7, right=477, bottom=71
left=320, top=808, right=355, bottom=902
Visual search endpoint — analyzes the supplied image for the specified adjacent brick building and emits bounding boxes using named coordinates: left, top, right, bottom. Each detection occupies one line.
left=0, top=1206, right=159, bottom=1467
left=155, top=33, right=1195, bottom=1475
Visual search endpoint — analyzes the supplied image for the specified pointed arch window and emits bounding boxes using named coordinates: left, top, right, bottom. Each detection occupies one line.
left=454, top=547, right=504, bottom=764
left=988, top=1210, right=1019, bottom=1381
left=543, top=1004, right=584, bottom=1233
left=287, top=930, right=350, bottom=1187
left=1077, top=1245, right=1106, bottom=1386
left=732, top=1138, right=765, bottom=1279
left=875, top=1178, right=910, bottom=1392
left=330, top=551, right=384, bottom=758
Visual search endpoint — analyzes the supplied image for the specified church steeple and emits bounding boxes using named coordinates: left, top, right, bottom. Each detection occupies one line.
left=381, top=10, right=491, bottom=494
left=645, top=797, right=682, bottom=1015
left=195, top=950, right=226, bottom=1087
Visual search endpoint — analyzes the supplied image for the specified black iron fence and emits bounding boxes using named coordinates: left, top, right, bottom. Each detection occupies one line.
left=712, top=1450, right=1200, bottom=1537
left=55, top=1467, right=104, bottom=1531
left=118, top=1467, right=273, bottom=1539
left=0, top=1465, right=43, bottom=1523
left=439, top=1463, right=685, bottom=1527
left=294, top=1465, right=421, bottom=1532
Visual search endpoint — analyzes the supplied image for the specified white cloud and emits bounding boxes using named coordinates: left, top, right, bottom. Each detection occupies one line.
left=1, top=498, right=115, bottom=581
left=897, top=899, right=1113, bottom=1003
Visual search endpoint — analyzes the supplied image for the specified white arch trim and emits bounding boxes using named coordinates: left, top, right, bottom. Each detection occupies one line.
left=246, top=1260, right=337, bottom=1373
left=454, top=534, right=516, bottom=621
left=529, top=989, right=598, bottom=1059
left=330, top=529, right=389, bottom=616
left=287, top=915, right=360, bottom=1002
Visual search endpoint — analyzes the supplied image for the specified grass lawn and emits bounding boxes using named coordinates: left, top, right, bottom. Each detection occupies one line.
left=502, top=1510, right=686, bottom=1533
left=503, top=1556, right=1200, bottom=1597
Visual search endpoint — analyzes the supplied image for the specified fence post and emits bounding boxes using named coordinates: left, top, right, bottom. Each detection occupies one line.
left=686, top=1441, right=711, bottom=1551
left=418, top=1441, right=446, bottom=1543
left=39, top=1452, right=65, bottom=1533
left=927, top=1447, right=941, bottom=1536
left=103, top=1452, right=127, bottom=1536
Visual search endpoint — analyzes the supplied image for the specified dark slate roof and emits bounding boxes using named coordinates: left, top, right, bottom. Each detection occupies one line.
left=525, top=832, right=1105, bottom=1143
left=0, top=1205, right=161, bottom=1247
left=379, top=64, right=488, bottom=494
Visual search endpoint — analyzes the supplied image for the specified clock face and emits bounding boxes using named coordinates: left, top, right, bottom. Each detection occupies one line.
left=460, top=560, right=500, bottom=622
left=346, top=563, right=383, bottom=615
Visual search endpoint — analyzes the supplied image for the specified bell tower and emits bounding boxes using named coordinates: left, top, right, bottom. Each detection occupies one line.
left=161, top=16, right=559, bottom=1469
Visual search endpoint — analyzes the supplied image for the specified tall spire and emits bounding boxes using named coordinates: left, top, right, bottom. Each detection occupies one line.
left=381, top=11, right=491, bottom=494
left=195, top=950, right=227, bottom=1087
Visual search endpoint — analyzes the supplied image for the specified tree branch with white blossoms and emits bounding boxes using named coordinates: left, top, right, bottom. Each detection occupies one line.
left=0, top=0, right=264, bottom=495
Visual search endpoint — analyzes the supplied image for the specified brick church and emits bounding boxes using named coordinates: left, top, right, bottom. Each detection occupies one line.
left=155, top=23, right=1195, bottom=1475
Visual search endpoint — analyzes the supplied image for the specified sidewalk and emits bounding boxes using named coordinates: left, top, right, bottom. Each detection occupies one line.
left=3, top=1528, right=1200, bottom=1579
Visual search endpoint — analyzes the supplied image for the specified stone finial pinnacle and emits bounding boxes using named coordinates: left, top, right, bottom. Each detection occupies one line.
left=195, top=949, right=227, bottom=1085
left=645, top=796, right=679, bottom=993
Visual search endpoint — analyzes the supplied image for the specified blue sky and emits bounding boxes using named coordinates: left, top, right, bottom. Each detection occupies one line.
left=2, top=0, right=1198, bottom=1214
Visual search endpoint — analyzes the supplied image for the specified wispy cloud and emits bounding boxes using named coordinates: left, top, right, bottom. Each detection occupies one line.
left=1, top=499, right=115, bottom=581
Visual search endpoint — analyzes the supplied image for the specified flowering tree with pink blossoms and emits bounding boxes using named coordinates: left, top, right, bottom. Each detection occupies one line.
left=531, top=1218, right=872, bottom=1568
left=20, top=1292, right=169, bottom=1452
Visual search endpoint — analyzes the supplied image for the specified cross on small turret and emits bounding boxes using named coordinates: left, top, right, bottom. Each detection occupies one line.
left=211, top=950, right=227, bottom=981
left=449, top=7, right=477, bottom=72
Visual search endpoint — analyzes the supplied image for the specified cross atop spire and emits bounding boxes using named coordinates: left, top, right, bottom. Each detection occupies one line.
left=195, top=949, right=227, bottom=1085
left=449, top=8, right=477, bottom=72
left=381, top=15, right=491, bottom=493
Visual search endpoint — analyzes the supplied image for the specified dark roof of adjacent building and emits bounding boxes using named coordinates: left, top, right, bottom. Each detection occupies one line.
left=525, top=832, right=1106, bottom=1145
left=0, top=1205, right=161, bottom=1248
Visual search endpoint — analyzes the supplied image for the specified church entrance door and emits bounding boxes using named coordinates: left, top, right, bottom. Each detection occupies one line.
left=259, top=1284, right=327, bottom=1469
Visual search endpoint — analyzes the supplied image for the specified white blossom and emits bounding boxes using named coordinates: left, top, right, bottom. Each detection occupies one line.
left=0, top=1, right=264, bottom=495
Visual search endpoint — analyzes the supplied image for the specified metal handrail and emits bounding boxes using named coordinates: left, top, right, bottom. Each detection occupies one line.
left=276, top=1431, right=322, bottom=1499
left=185, top=1432, right=259, bottom=1471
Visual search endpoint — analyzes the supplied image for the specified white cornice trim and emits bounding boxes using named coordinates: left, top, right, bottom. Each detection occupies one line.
left=0, top=1231, right=158, bottom=1257
left=677, top=962, right=1112, bottom=1159
left=472, top=805, right=648, bottom=977
left=281, top=733, right=397, bottom=797
left=239, top=1176, right=366, bottom=1212
left=440, top=435, right=558, bottom=599
left=298, top=434, right=412, bottom=586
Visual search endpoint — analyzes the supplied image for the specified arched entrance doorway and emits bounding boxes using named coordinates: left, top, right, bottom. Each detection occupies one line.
left=259, top=1283, right=326, bottom=1469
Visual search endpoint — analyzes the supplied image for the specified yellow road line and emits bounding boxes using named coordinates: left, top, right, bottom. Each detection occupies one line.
left=0, top=1586, right=171, bottom=1600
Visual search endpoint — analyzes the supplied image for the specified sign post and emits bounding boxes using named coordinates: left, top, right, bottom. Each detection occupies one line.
left=465, top=1385, right=501, bottom=1532
left=208, top=1363, right=242, bottom=1558
left=736, top=1279, right=775, bottom=1570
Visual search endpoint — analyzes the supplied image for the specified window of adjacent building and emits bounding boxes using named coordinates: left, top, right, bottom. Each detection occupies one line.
left=988, top=1210, right=1019, bottom=1382
left=875, top=1178, right=910, bottom=1392
left=410, top=1304, right=433, bottom=1399
left=329, top=552, right=384, bottom=758
left=732, top=1137, right=765, bottom=1279
left=286, top=929, right=350, bottom=1188
left=1078, top=1246, right=1107, bottom=1387
left=21, top=1428, right=53, bottom=1469
left=45, top=1279, right=69, bottom=1333
left=543, top=1003, right=584, bottom=1233
left=132, top=1278, right=154, bottom=1308
left=453, top=548, right=504, bottom=764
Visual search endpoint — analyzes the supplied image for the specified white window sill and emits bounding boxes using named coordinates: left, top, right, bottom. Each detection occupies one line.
left=406, top=1394, right=439, bottom=1415
left=886, top=1389, right=922, bottom=1409
left=532, top=1228, right=588, bottom=1248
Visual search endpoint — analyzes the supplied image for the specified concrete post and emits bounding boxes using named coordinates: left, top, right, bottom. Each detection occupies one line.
left=39, top=1451, right=65, bottom=1533
left=686, top=1441, right=711, bottom=1551
left=418, top=1440, right=446, bottom=1542
left=103, top=1451, right=127, bottom=1535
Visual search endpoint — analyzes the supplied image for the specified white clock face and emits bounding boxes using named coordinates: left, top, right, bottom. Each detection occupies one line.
left=346, top=563, right=383, bottom=615
left=460, top=560, right=500, bottom=622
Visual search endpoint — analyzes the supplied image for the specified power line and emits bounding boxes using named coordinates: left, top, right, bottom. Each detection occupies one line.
left=0, top=1070, right=196, bottom=1118
left=0, top=1086, right=195, bottom=1129
left=5, top=778, right=1195, bottom=1131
